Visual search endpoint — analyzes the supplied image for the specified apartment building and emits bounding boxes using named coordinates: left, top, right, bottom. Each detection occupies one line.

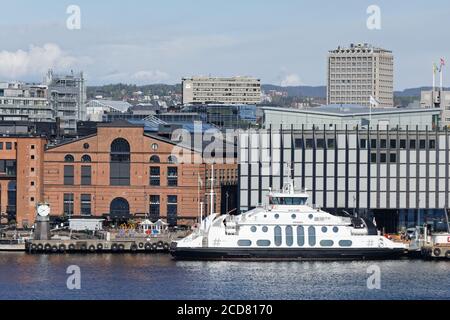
left=0, top=82, right=53, bottom=122
left=182, top=76, right=261, bottom=105
left=327, top=43, right=394, bottom=108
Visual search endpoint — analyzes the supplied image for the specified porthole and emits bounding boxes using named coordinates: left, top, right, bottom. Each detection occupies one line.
left=262, top=226, right=268, bottom=233
left=322, top=226, right=328, bottom=233
left=250, top=226, right=257, bottom=233
left=339, top=240, right=353, bottom=247
left=308, top=214, right=313, bottom=220
left=291, top=214, right=296, bottom=219
left=333, top=227, right=339, bottom=233
left=274, top=214, right=280, bottom=219
left=320, top=240, right=334, bottom=247
left=256, top=240, right=271, bottom=247
left=237, top=240, right=252, bottom=247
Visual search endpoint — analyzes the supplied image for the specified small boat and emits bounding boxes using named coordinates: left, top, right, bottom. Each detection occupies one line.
left=171, top=177, right=406, bottom=261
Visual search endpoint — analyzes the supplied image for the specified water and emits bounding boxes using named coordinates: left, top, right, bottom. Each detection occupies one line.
left=0, top=253, right=449, bottom=300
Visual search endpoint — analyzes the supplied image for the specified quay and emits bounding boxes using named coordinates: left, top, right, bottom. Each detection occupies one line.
left=26, top=237, right=174, bottom=254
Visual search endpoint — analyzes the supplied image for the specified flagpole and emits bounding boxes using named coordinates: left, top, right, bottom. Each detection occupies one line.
left=433, top=63, right=436, bottom=92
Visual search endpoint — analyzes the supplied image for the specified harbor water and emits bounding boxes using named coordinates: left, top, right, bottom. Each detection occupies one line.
left=0, top=253, right=449, bottom=300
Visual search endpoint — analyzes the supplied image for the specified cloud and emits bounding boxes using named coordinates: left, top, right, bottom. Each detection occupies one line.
left=280, top=73, right=302, bottom=86
left=99, top=70, right=171, bottom=85
left=131, top=70, right=170, bottom=83
left=0, top=43, right=80, bottom=80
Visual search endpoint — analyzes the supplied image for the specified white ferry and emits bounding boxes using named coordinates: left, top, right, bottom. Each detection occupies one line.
left=171, top=178, right=407, bottom=261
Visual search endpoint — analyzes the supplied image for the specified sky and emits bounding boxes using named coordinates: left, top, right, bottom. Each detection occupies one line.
left=0, top=0, right=449, bottom=89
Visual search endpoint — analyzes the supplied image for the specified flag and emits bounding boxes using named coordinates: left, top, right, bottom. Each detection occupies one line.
left=433, top=63, right=439, bottom=75
left=440, top=58, right=446, bottom=72
left=370, top=96, right=379, bottom=107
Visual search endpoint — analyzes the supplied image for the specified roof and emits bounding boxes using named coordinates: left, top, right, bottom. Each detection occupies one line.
left=88, top=99, right=132, bottom=113
left=262, top=104, right=441, bottom=117
left=97, top=119, right=144, bottom=128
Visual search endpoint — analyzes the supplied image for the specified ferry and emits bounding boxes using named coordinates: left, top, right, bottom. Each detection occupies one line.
left=171, top=177, right=407, bottom=261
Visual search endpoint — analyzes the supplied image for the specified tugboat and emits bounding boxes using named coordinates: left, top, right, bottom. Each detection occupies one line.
left=171, top=171, right=406, bottom=261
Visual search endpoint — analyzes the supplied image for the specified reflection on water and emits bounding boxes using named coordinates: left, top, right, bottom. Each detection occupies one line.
left=0, top=253, right=449, bottom=300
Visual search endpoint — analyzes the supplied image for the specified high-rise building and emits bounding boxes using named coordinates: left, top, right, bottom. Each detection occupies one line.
left=327, top=43, right=394, bottom=108
left=182, top=76, right=261, bottom=105
left=45, top=70, right=86, bottom=133
left=0, top=82, right=53, bottom=122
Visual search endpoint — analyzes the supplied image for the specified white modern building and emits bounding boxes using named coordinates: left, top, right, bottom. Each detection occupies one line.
left=86, top=99, right=132, bottom=122
left=327, top=43, right=394, bottom=108
left=262, top=105, right=440, bottom=130
left=45, top=70, right=86, bottom=133
left=0, top=82, right=53, bottom=122
left=238, top=126, right=450, bottom=234
left=182, top=76, right=261, bottom=105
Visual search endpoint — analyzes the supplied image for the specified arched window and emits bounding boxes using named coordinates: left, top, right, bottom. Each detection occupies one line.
left=168, top=155, right=177, bottom=164
left=81, top=155, right=92, bottom=163
left=64, top=154, right=75, bottom=162
left=150, top=155, right=160, bottom=163
left=110, top=138, right=130, bottom=186
left=110, top=197, right=130, bottom=218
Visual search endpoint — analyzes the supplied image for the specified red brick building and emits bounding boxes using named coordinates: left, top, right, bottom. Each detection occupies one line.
left=0, top=136, right=47, bottom=227
left=39, top=121, right=237, bottom=226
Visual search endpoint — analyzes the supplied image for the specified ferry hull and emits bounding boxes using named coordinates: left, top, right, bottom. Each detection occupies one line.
left=170, top=247, right=406, bottom=261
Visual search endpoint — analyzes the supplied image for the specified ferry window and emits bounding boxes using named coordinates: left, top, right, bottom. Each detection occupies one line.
left=274, top=214, right=280, bottom=219
left=308, top=214, right=313, bottom=220
left=320, top=240, right=334, bottom=247
left=270, top=197, right=307, bottom=205
left=339, top=240, right=353, bottom=247
left=321, top=226, right=328, bottom=233
left=285, top=226, right=293, bottom=247
left=291, top=214, right=296, bottom=219
left=308, top=226, right=316, bottom=246
left=256, top=240, right=271, bottom=247
left=297, top=226, right=305, bottom=246
left=238, top=240, right=252, bottom=247
left=333, top=227, right=339, bottom=233
left=262, top=226, right=268, bottom=233
left=251, top=226, right=257, bottom=233
left=274, top=226, right=282, bottom=247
